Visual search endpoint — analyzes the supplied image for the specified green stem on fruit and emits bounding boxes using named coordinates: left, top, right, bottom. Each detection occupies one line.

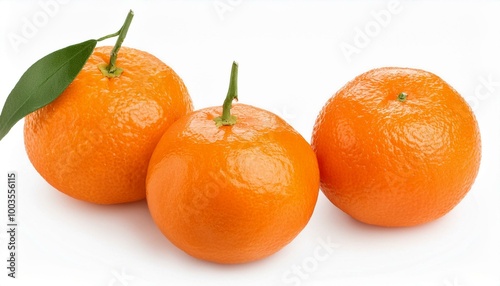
left=98, top=10, right=134, bottom=78
left=214, top=61, right=239, bottom=127
left=397, top=92, right=408, bottom=102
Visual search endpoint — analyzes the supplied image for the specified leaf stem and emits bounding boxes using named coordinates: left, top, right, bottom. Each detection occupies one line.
left=98, top=10, right=134, bottom=78
left=96, top=31, right=120, bottom=42
left=214, top=61, right=239, bottom=127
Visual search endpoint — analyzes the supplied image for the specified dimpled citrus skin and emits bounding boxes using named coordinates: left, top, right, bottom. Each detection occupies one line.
left=24, top=46, right=193, bottom=204
left=311, top=67, right=481, bottom=227
left=146, top=104, right=319, bottom=264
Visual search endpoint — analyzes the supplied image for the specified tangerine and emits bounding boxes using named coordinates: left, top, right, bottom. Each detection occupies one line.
left=146, top=62, right=319, bottom=263
left=24, top=46, right=193, bottom=204
left=311, top=67, right=481, bottom=227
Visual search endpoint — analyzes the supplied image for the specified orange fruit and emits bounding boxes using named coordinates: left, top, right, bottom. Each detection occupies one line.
left=24, top=46, right=193, bottom=204
left=146, top=63, right=319, bottom=264
left=311, top=67, right=481, bottom=227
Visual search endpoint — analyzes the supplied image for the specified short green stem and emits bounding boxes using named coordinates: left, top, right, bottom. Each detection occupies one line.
left=397, top=92, right=408, bottom=102
left=98, top=10, right=134, bottom=78
left=214, top=61, right=239, bottom=127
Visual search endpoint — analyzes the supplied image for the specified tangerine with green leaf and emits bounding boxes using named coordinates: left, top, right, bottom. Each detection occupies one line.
left=146, top=62, right=320, bottom=263
left=23, top=12, right=193, bottom=204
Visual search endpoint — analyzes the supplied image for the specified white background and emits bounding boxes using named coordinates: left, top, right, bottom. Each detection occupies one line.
left=0, top=1, right=499, bottom=285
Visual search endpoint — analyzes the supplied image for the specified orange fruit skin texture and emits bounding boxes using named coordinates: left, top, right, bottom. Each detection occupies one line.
left=146, top=104, right=319, bottom=264
left=311, top=67, right=481, bottom=227
left=24, top=46, right=193, bottom=204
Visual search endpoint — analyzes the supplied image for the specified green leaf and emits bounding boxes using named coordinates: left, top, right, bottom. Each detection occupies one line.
left=0, top=39, right=97, bottom=141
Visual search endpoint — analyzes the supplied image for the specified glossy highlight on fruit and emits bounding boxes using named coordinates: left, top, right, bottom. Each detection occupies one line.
left=146, top=104, right=320, bottom=264
left=311, top=67, right=481, bottom=227
left=24, top=46, right=193, bottom=204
